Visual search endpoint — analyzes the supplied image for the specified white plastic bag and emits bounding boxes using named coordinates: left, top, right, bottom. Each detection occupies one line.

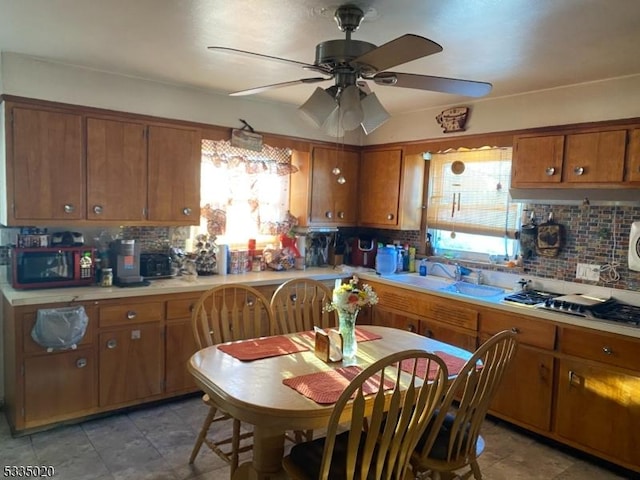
left=31, top=306, right=89, bottom=352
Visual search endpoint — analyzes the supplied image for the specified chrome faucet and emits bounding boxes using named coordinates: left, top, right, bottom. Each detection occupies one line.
left=430, top=262, right=472, bottom=281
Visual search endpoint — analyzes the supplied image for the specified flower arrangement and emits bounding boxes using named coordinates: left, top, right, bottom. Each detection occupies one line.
left=325, top=275, right=379, bottom=315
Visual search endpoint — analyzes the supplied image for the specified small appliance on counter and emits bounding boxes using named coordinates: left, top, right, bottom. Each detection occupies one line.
left=10, top=246, right=96, bottom=289
left=109, top=239, right=149, bottom=287
left=351, top=236, right=377, bottom=268
left=51, top=231, right=85, bottom=247
left=140, top=253, right=173, bottom=279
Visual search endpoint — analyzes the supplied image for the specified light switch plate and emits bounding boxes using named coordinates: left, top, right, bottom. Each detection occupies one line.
left=576, top=263, right=601, bottom=281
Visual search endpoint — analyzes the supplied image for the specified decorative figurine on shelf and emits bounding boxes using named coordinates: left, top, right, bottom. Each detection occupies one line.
left=324, top=276, right=378, bottom=360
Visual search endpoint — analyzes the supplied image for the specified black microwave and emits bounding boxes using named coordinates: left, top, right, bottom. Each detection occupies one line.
left=10, top=247, right=96, bottom=289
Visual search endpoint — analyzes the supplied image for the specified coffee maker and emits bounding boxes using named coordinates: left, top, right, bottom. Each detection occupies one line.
left=110, top=239, right=145, bottom=286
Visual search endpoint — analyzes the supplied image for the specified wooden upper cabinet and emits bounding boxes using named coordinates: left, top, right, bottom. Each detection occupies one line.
left=627, top=128, right=640, bottom=182
left=512, top=135, right=564, bottom=185
left=147, top=125, right=201, bottom=224
left=309, top=147, right=359, bottom=225
left=86, top=117, right=147, bottom=221
left=10, top=106, right=84, bottom=221
left=563, top=130, right=626, bottom=183
left=358, top=149, right=424, bottom=229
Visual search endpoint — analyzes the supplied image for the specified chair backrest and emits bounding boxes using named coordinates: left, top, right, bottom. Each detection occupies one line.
left=191, top=284, right=274, bottom=348
left=269, top=278, right=335, bottom=335
left=414, top=330, right=518, bottom=467
left=317, top=350, right=448, bottom=480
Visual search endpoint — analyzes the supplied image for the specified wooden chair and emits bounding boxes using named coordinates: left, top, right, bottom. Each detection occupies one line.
left=282, top=350, right=449, bottom=480
left=269, top=277, right=335, bottom=335
left=188, top=284, right=274, bottom=476
left=270, top=277, right=336, bottom=443
left=410, top=330, right=518, bottom=480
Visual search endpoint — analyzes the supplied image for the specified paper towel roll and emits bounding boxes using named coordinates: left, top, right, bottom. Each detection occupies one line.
left=296, top=235, right=306, bottom=259
left=217, top=244, right=228, bottom=275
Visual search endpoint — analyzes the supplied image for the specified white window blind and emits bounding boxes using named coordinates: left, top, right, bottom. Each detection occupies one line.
left=426, top=147, right=519, bottom=238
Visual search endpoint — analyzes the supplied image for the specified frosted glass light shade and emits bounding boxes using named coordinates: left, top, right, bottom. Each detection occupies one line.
left=360, top=92, right=391, bottom=134
left=298, top=87, right=338, bottom=127
left=339, top=85, right=364, bottom=131
left=322, top=107, right=344, bottom=137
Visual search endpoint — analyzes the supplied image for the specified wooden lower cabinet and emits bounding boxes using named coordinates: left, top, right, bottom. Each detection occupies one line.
left=24, top=348, right=98, bottom=426
left=555, top=358, right=640, bottom=469
left=99, top=323, right=163, bottom=406
left=165, top=293, right=201, bottom=394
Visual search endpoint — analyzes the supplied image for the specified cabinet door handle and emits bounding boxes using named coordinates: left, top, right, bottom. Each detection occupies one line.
left=511, top=327, right=520, bottom=334
left=545, top=167, right=556, bottom=176
left=93, top=205, right=103, bottom=215
left=64, top=204, right=75, bottom=214
left=182, top=207, right=192, bottom=216
left=573, top=166, right=585, bottom=176
left=602, top=346, right=613, bottom=355
left=325, top=211, right=333, bottom=219
left=337, top=211, right=345, bottom=219
left=568, top=370, right=583, bottom=387
left=424, top=329, right=433, bottom=338
left=406, top=324, right=416, bottom=333
left=386, top=213, right=395, bottom=220
left=76, top=358, right=87, bottom=368
left=126, top=310, right=137, bottom=320
left=246, top=297, right=255, bottom=307
left=538, top=362, right=549, bottom=381
left=106, top=339, right=117, bottom=349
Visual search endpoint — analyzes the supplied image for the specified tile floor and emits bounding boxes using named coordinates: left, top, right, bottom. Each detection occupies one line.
left=1, top=395, right=637, bottom=479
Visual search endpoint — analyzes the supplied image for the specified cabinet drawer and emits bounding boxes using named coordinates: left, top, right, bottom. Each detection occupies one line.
left=558, top=327, right=640, bottom=371
left=424, top=299, right=478, bottom=331
left=479, top=309, right=556, bottom=350
left=371, top=283, right=425, bottom=317
left=166, top=295, right=200, bottom=320
left=99, top=302, right=163, bottom=327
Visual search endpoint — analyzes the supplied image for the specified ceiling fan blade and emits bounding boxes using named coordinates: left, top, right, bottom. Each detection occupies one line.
left=352, top=34, right=442, bottom=72
left=230, top=77, right=331, bottom=96
left=373, top=72, right=492, bottom=97
left=208, top=46, right=331, bottom=76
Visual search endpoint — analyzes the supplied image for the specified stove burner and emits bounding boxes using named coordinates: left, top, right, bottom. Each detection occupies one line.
left=591, top=302, right=640, bottom=327
left=503, top=290, right=560, bottom=306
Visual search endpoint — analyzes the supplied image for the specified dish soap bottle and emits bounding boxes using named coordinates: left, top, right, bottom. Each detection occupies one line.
left=419, top=259, right=428, bottom=276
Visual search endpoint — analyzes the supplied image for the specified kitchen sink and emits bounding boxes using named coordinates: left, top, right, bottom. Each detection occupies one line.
left=440, top=281, right=505, bottom=298
left=388, top=274, right=455, bottom=290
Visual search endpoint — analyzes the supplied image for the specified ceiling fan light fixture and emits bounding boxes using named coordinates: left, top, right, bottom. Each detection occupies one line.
left=339, top=84, right=364, bottom=131
left=360, top=92, right=390, bottom=134
left=298, top=87, right=338, bottom=127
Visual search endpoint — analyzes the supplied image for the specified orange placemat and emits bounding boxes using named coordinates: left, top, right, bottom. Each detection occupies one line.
left=299, top=327, right=382, bottom=343
left=283, top=366, right=394, bottom=405
left=217, top=336, right=309, bottom=361
left=400, top=351, right=470, bottom=380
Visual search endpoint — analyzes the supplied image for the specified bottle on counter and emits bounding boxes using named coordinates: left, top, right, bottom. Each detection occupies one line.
left=101, top=268, right=113, bottom=287
left=408, top=247, right=416, bottom=272
left=419, top=259, right=428, bottom=277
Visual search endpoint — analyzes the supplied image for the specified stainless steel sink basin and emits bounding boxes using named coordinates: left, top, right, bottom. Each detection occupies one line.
left=440, top=281, right=505, bottom=298
left=388, top=274, right=455, bottom=290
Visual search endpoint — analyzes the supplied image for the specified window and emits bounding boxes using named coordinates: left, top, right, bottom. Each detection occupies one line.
left=426, top=147, right=522, bottom=261
left=196, top=139, right=296, bottom=247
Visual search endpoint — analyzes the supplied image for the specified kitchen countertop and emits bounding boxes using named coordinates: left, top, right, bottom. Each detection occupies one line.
left=356, top=271, right=640, bottom=340
left=0, top=267, right=349, bottom=307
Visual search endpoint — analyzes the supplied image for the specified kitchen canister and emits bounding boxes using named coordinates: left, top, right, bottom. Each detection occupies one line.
left=216, top=244, right=228, bottom=275
left=375, top=245, right=397, bottom=275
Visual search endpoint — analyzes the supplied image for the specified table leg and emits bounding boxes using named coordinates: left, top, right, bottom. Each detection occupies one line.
left=232, top=426, right=288, bottom=480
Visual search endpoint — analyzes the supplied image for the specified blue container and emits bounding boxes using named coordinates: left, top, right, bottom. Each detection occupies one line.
left=375, top=246, right=397, bottom=275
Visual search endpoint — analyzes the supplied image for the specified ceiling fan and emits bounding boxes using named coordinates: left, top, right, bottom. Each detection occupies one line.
left=208, top=4, right=492, bottom=135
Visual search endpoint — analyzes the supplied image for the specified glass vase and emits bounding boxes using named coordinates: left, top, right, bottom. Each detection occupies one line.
left=338, top=309, right=359, bottom=360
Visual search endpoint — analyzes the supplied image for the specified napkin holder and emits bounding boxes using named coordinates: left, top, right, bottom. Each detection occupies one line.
left=314, top=327, right=343, bottom=362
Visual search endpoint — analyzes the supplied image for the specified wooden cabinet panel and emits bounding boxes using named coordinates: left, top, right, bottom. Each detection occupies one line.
left=166, top=295, right=200, bottom=320
left=24, top=348, right=97, bottom=425
left=147, top=125, right=201, bottom=224
left=10, top=106, right=84, bottom=221
left=358, top=149, right=402, bottom=227
left=563, top=130, right=626, bottom=183
left=479, top=308, right=556, bottom=350
left=555, top=358, right=640, bottom=468
left=165, top=320, right=199, bottom=394
left=86, top=117, right=147, bottom=221
left=99, top=323, right=163, bottom=406
left=512, top=135, right=564, bottom=185
left=558, top=327, right=640, bottom=371
left=99, top=301, right=163, bottom=328
left=22, top=309, right=95, bottom=355
left=425, top=298, right=478, bottom=331
left=422, top=318, right=477, bottom=352
left=486, top=342, right=553, bottom=431
left=627, top=128, right=640, bottom=182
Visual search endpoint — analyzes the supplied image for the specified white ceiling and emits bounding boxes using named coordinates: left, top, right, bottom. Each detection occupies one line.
left=2, top=0, right=640, bottom=115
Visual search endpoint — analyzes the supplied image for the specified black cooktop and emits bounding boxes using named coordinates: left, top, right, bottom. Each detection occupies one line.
left=503, top=290, right=560, bottom=306
left=591, top=301, right=640, bottom=327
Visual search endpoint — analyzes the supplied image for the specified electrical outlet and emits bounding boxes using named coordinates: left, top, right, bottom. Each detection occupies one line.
left=576, top=263, right=601, bottom=281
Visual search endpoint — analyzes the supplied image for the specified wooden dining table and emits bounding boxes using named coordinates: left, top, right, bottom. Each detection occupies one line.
left=188, top=325, right=473, bottom=480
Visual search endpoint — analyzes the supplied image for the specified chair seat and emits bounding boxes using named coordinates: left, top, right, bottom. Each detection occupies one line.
left=287, top=431, right=360, bottom=480
left=415, top=411, right=472, bottom=461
